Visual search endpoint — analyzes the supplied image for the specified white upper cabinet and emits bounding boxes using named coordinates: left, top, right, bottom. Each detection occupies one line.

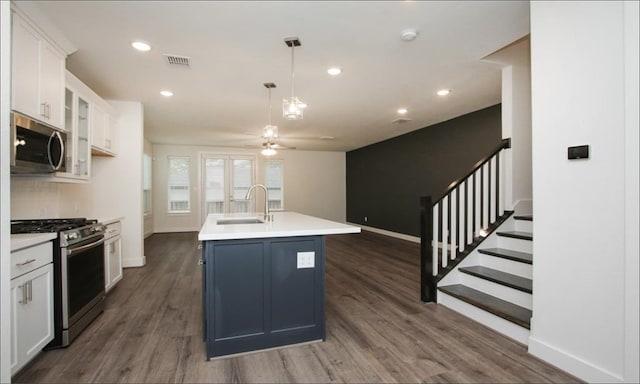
left=56, top=73, right=92, bottom=181
left=91, top=98, right=118, bottom=156
left=11, top=10, right=65, bottom=129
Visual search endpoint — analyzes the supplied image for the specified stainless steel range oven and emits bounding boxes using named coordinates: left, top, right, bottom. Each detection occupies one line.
left=11, top=218, right=106, bottom=349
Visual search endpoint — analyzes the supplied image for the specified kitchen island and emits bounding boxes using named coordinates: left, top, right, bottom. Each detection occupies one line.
left=198, top=211, right=360, bottom=359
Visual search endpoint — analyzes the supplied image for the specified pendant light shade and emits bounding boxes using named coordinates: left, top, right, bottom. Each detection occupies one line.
left=283, top=37, right=305, bottom=120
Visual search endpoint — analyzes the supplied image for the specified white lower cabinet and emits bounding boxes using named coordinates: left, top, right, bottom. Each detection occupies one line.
left=104, top=221, right=123, bottom=292
left=10, top=242, right=54, bottom=376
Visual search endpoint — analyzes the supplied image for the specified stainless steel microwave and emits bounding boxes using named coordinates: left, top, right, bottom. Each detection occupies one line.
left=10, top=112, right=66, bottom=174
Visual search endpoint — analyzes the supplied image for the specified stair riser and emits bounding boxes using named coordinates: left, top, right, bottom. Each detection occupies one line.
left=480, top=254, right=532, bottom=279
left=514, top=219, right=533, bottom=233
left=437, top=253, right=480, bottom=286
left=438, top=291, right=530, bottom=345
left=452, top=231, right=499, bottom=254
left=497, top=236, right=533, bottom=253
left=460, top=273, right=532, bottom=309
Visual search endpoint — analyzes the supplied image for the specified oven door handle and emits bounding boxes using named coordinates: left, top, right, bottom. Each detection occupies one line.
left=68, top=238, right=105, bottom=257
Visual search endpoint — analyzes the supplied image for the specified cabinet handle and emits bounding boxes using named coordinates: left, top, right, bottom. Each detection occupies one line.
left=46, top=103, right=51, bottom=119
left=19, top=284, right=26, bottom=304
left=16, top=258, right=36, bottom=267
left=28, top=280, right=33, bottom=303
left=40, top=103, right=47, bottom=117
left=198, top=259, right=204, bottom=266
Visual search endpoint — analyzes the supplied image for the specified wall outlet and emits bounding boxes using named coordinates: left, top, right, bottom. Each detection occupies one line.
left=297, top=252, right=315, bottom=269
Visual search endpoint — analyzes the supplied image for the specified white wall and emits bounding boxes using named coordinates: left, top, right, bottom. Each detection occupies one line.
left=623, top=2, right=639, bottom=381
left=152, top=144, right=346, bottom=233
left=143, top=139, right=153, bottom=238
left=1, top=2, right=12, bottom=381
left=88, top=101, right=145, bottom=268
left=529, top=2, right=639, bottom=383
left=484, top=37, right=532, bottom=214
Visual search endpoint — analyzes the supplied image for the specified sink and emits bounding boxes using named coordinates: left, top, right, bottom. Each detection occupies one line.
left=216, top=218, right=264, bottom=225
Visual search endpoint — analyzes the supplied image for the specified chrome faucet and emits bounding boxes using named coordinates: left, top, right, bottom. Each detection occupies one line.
left=245, top=184, right=273, bottom=221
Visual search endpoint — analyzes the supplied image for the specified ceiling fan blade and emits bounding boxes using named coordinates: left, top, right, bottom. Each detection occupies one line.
left=270, top=143, right=296, bottom=150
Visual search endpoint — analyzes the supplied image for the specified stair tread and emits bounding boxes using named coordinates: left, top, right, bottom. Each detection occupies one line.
left=459, top=266, right=532, bottom=293
left=514, top=215, right=533, bottom=221
left=479, top=248, right=533, bottom=264
left=439, top=284, right=532, bottom=329
left=497, top=231, right=533, bottom=241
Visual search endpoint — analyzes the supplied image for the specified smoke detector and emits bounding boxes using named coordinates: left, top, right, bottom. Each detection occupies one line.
left=400, top=29, right=418, bottom=42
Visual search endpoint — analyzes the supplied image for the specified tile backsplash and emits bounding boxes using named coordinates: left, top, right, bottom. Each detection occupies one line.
left=10, top=179, right=92, bottom=219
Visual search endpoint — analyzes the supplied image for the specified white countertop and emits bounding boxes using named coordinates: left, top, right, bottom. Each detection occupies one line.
left=198, top=211, right=361, bottom=241
left=11, top=233, right=57, bottom=252
left=97, top=216, right=124, bottom=225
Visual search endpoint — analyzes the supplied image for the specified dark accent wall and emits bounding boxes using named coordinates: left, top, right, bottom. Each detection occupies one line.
left=346, top=104, right=502, bottom=237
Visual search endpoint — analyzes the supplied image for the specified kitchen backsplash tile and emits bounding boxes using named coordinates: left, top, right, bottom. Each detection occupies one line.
left=10, top=179, right=92, bottom=219
left=11, top=179, right=61, bottom=219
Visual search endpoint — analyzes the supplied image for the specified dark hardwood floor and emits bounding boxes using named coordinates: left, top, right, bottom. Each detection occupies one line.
left=14, top=231, right=581, bottom=383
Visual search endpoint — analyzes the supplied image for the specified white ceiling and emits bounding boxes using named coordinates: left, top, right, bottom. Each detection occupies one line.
left=28, top=1, right=530, bottom=152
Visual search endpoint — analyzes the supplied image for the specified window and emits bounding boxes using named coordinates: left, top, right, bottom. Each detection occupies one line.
left=143, top=153, right=152, bottom=215
left=264, top=160, right=283, bottom=211
left=168, top=156, right=191, bottom=213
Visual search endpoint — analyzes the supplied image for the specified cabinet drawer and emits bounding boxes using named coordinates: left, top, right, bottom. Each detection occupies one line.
left=11, top=242, right=53, bottom=280
left=105, top=221, right=121, bottom=239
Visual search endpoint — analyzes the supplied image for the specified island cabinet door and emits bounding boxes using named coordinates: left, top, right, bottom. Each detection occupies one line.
left=204, top=236, right=325, bottom=359
left=269, top=238, right=325, bottom=337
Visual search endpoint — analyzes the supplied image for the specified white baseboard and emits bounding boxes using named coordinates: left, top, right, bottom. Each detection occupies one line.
left=528, top=336, right=624, bottom=383
left=348, top=223, right=420, bottom=243
left=122, top=256, right=146, bottom=268
left=153, top=227, right=200, bottom=233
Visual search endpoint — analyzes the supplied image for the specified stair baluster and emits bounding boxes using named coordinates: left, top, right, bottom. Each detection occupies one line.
left=420, top=138, right=511, bottom=303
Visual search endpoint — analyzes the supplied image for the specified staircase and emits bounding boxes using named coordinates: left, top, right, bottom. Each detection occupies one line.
left=437, top=214, right=533, bottom=344
left=419, top=138, right=534, bottom=345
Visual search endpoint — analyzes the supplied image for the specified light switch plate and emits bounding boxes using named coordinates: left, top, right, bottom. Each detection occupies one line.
left=297, top=252, right=315, bottom=269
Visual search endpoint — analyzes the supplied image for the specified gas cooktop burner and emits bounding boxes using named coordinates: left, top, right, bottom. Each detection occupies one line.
left=10, top=218, right=98, bottom=234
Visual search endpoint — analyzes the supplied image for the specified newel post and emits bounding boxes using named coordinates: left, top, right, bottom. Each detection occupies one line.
left=420, top=195, right=436, bottom=302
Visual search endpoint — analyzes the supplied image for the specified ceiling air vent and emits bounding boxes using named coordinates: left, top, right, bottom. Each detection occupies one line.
left=392, top=117, right=412, bottom=124
left=164, top=54, right=190, bottom=66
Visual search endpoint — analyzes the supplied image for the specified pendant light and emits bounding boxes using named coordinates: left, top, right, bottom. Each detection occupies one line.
left=262, top=82, right=278, bottom=156
left=283, top=37, right=306, bottom=120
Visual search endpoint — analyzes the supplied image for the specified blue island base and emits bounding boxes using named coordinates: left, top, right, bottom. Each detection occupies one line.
left=202, top=235, right=326, bottom=359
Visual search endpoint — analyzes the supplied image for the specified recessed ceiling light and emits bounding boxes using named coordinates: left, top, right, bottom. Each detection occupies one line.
left=160, top=90, right=173, bottom=97
left=397, top=108, right=408, bottom=115
left=327, top=67, right=342, bottom=76
left=320, top=136, right=335, bottom=140
left=437, top=89, right=451, bottom=96
left=131, top=41, right=151, bottom=51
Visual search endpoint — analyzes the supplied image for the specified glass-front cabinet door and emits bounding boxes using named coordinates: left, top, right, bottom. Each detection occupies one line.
left=63, top=88, right=74, bottom=174
left=59, top=86, right=90, bottom=180
left=75, top=96, right=90, bottom=178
